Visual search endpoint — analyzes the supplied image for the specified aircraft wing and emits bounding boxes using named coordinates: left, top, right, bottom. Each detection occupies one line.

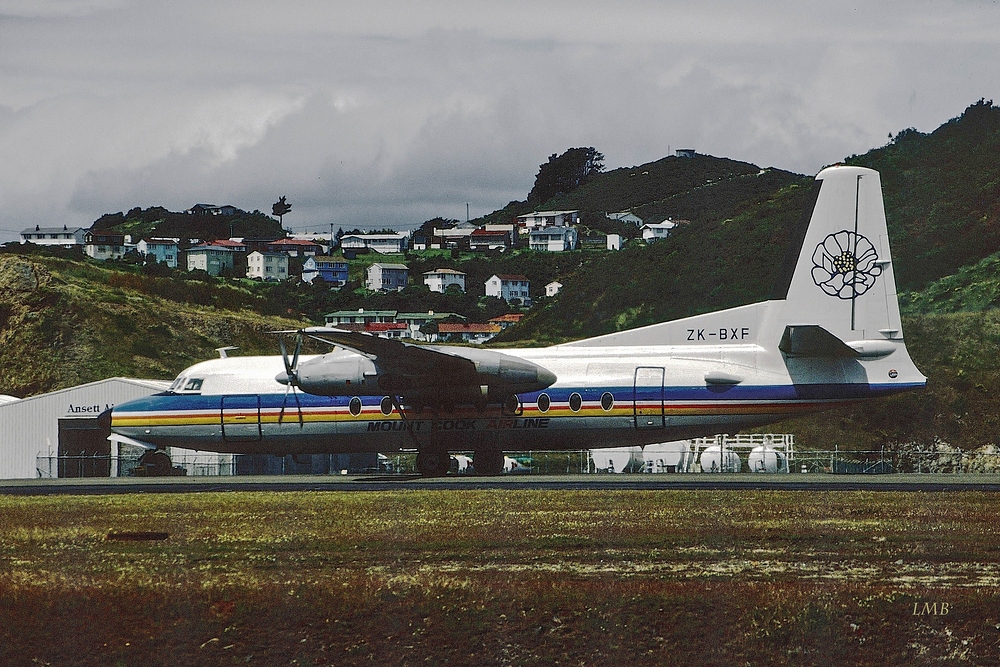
left=288, top=327, right=556, bottom=399
left=302, top=327, right=479, bottom=380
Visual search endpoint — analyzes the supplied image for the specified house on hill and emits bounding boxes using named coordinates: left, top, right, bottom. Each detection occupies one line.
left=437, top=322, right=502, bottom=345
left=516, top=210, right=579, bottom=234
left=136, top=238, right=180, bottom=268
left=186, top=244, right=237, bottom=275
left=302, top=256, right=349, bottom=286
left=84, top=230, right=126, bottom=260
left=366, top=263, right=409, bottom=291
left=246, top=251, right=288, bottom=281
left=341, top=232, right=409, bottom=254
left=486, top=274, right=531, bottom=305
left=423, top=268, right=466, bottom=293
left=529, top=226, right=578, bottom=252
left=20, top=225, right=87, bottom=247
left=641, top=219, right=687, bottom=242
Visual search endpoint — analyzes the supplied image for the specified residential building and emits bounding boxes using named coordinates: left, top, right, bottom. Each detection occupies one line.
left=260, top=238, right=324, bottom=257
left=84, top=231, right=126, bottom=260
left=341, top=232, right=409, bottom=254
left=246, top=251, right=289, bottom=281
left=325, top=309, right=399, bottom=327
left=210, top=238, right=248, bottom=252
left=469, top=227, right=513, bottom=252
left=365, top=263, right=409, bottom=291
left=608, top=211, right=643, bottom=226
left=136, top=238, right=180, bottom=268
left=397, top=311, right=465, bottom=341
left=675, top=148, right=696, bottom=158
left=545, top=281, right=563, bottom=297
left=302, top=256, right=349, bottom=286
left=641, top=220, right=680, bottom=242
left=489, top=313, right=523, bottom=330
left=20, top=225, right=87, bottom=247
left=486, top=274, right=531, bottom=305
left=431, top=224, right=477, bottom=249
left=437, top=322, right=502, bottom=345
left=186, top=204, right=244, bottom=215
left=423, top=268, right=466, bottom=293
left=186, top=245, right=236, bottom=275
left=529, top=226, right=578, bottom=252
left=516, top=210, right=580, bottom=234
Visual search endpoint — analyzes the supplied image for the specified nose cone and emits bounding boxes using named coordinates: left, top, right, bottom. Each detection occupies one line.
left=97, top=407, right=113, bottom=432
left=536, top=366, right=557, bottom=389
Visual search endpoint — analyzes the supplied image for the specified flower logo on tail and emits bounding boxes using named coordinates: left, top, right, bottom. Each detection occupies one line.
left=811, top=231, right=882, bottom=299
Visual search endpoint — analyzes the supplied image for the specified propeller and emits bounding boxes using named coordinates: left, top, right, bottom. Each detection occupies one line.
left=277, top=332, right=304, bottom=427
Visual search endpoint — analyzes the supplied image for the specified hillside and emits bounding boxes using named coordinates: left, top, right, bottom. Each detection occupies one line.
left=846, top=99, right=1000, bottom=291
left=0, top=255, right=305, bottom=397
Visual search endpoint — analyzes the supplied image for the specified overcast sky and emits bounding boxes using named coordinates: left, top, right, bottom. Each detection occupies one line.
left=2, top=1, right=999, bottom=242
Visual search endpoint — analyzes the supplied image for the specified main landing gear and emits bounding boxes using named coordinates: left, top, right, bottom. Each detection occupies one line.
left=133, top=449, right=186, bottom=477
left=415, top=446, right=505, bottom=477
left=416, top=449, right=451, bottom=477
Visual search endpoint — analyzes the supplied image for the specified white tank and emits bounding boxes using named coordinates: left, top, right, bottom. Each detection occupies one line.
left=748, top=446, right=786, bottom=473
left=643, top=441, right=691, bottom=472
left=590, top=447, right=643, bottom=473
left=699, top=445, right=742, bottom=473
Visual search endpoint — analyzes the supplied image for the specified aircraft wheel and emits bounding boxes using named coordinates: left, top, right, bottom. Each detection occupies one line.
left=416, top=449, right=450, bottom=477
left=138, top=449, right=173, bottom=476
left=473, top=447, right=504, bottom=476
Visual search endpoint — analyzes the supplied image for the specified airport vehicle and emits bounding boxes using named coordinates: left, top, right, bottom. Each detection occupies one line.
left=106, top=165, right=925, bottom=476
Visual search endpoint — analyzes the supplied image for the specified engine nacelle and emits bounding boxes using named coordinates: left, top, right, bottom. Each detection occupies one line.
left=290, top=351, right=378, bottom=396
left=278, top=346, right=556, bottom=400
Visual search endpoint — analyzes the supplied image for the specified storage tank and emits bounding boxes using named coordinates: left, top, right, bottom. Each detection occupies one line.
left=643, top=441, right=691, bottom=473
left=590, top=447, right=644, bottom=473
left=748, top=445, right=786, bottom=473
left=699, top=445, right=742, bottom=473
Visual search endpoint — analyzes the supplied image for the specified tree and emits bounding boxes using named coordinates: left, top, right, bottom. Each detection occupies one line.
left=272, top=196, right=291, bottom=224
left=527, top=147, right=605, bottom=204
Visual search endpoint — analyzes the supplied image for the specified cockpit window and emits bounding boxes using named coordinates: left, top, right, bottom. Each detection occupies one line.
left=168, top=377, right=186, bottom=392
left=183, top=378, right=204, bottom=392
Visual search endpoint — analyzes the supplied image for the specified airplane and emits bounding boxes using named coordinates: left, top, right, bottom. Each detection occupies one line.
left=104, top=165, right=925, bottom=477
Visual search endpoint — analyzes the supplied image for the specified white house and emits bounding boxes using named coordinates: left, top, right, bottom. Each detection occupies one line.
left=545, top=281, right=563, bottom=297
left=136, top=238, right=180, bottom=268
left=84, top=231, right=126, bottom=260
left=486, top=274, right=531, bottom=305
left=608, top=211, right=643, bottom=226
left=641, top=220, right=678, bottom=242
left=341, top=233, right=409, bottom=254
left=607, top=233, right=622, bottom=250
left=246, top=251, right=289, bottom=281
left=366, top=263, right=409, bottom=291
left=20, top=225, right=87, bottom=247
left=516, top=210, right=580, bottom=233
left=529, top=227, right=578, bottom=252
left=423, top=268, right=466, bottom=293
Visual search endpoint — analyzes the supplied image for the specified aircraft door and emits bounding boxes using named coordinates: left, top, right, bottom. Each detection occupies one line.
left=633, top=366, right=665, bottom=429
left=221, top=395, right=262, bottom=441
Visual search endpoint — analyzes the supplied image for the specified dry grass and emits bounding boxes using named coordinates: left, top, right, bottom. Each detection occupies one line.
left=1, top=490, right=998, bottom=665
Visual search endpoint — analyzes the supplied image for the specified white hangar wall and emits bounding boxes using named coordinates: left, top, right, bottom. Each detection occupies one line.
left=0, top=377, right=170, bottom=479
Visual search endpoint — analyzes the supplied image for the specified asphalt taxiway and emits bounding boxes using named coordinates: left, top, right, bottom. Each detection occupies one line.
left=3, top=473, right=1000, bottom=495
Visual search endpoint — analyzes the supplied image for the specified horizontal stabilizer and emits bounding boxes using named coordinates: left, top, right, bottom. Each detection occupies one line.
left=778, top=325, right=860, bottom=358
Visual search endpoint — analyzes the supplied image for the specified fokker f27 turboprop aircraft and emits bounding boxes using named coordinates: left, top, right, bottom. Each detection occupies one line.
left=106, top=165, right=925, bottom=476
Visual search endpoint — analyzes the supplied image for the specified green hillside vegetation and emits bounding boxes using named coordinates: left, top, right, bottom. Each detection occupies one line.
left=0, top=255, right=304, bottom=397
left=93, top=206, right=284, bottom=241
left=499, top=176, right=814, bottom=343
left=846, top=99, right=1000, bottom=291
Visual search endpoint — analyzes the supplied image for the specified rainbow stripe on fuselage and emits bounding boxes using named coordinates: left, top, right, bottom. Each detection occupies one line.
left=110, top=380, right=917, bottom=455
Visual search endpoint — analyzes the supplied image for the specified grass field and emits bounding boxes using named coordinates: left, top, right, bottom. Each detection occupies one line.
left=2, top=489, right=998, bottom=666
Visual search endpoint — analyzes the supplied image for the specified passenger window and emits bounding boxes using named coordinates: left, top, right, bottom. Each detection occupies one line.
left=536, top=393, right=550, bottom=413
left=569, top=392, right=583, bottom=412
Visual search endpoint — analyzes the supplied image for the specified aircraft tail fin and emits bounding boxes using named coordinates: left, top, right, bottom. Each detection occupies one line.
left=771, top=164, right=903, bottom=344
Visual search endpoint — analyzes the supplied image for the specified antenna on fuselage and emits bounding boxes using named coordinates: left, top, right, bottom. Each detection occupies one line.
left=216, top=346, right=238, bottom=359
